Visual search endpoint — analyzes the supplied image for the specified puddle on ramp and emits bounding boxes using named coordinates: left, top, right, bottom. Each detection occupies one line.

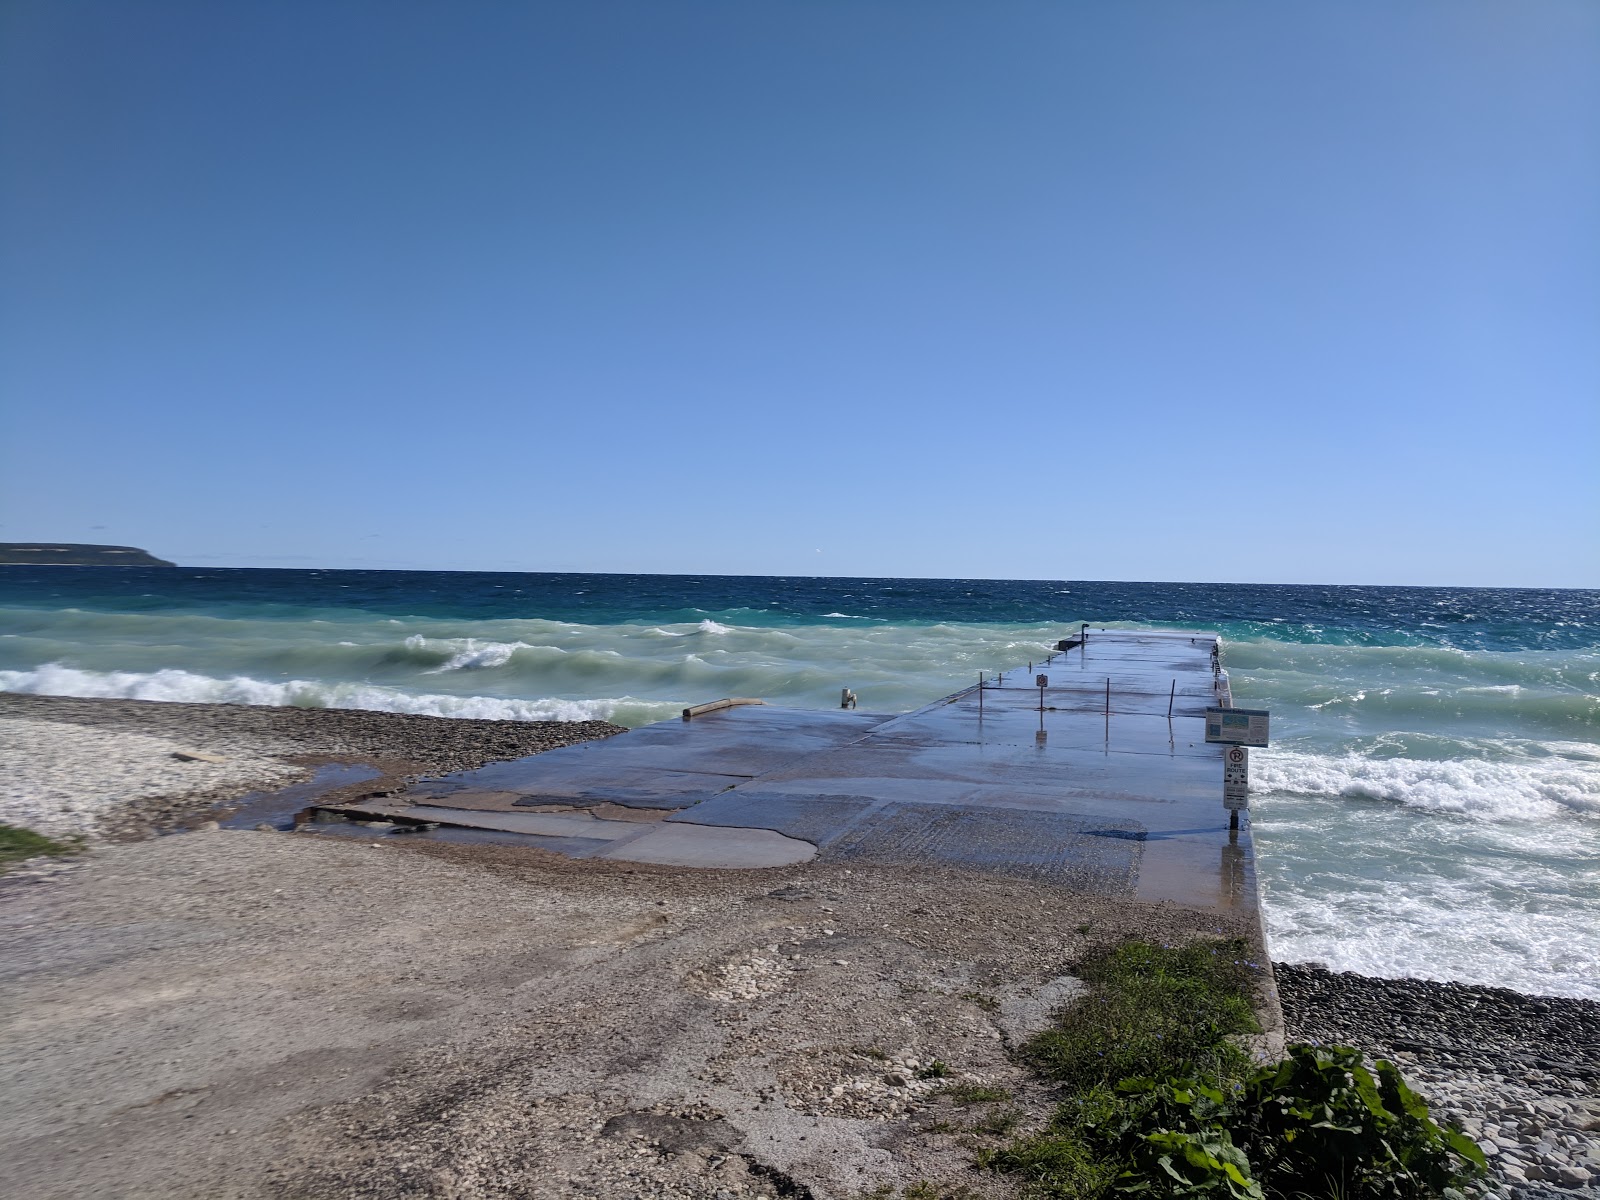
left=214, top=763, right=383, bottom=831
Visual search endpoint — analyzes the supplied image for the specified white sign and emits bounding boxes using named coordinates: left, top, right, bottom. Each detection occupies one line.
left=1223, top=745, right=1249, bottom=809
left=1205, top=707, right=1270, bottom=747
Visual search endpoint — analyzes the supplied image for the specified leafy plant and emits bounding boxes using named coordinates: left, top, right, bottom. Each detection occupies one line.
left=1119, top=1129, right=1262, bottom=1200
left=1234, top=1046, right=1485, bottom=1200
left=982, top=940, right=1483, bottom=1200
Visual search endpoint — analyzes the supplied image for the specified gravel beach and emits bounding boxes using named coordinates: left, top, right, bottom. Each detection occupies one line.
left=1276, top=964, right=1600, bottom=1196
left=0, top=692, right=624, bottom=840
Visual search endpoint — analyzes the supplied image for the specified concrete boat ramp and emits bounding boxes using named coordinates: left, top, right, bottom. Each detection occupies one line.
left=324, top=628, right=1256, bottom=911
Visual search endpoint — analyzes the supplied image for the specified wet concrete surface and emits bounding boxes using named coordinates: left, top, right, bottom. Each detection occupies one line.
left=324, top=629, right=1254, bottom=912
left=215, top=763, right=383, bottom=830
left=408, top=707, right=890, bottom=809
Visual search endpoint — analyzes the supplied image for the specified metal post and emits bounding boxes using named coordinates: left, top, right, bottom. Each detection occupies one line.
left=1104, top=677, right=1111, bottom=741
left=977, top=672, right=983, bottom=713
left=1167, top=679, right=1176, bottom=718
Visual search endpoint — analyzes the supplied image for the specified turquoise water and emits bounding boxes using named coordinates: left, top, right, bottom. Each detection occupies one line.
left=1, top=569, right=1596, bottom=997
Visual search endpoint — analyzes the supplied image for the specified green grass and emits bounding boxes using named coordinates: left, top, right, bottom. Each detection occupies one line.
left=856, top=1184, right=983, bottom=1200
left=1024, top=937, right=1260, bottom=1092
left=0, top=824, right=81, bottom=873
left=971, top=1105, right=1024, bottom=1137
left=938, top=1082, right=1013, bottom=1105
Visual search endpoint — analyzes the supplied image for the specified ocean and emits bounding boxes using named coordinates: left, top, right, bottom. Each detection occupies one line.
left=1, top=568, right=1595, bottom=999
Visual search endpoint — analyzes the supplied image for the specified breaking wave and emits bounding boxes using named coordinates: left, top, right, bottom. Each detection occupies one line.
left=1254, top=747, right=1600, bottom=821
left=0, top=663, right=677, bottom=726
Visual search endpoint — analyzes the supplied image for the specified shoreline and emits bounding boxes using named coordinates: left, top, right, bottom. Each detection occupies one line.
left=2, top=692, right=1595, bottom=1196
left=0, top=693, right=1589, bottom=993
left=0, top=691, right=625, bottom=842
left=1274, top=964, right=1599, bottom=1193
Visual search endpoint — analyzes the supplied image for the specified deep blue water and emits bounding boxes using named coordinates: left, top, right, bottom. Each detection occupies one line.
left=0, top=567, right=1593, bottom=651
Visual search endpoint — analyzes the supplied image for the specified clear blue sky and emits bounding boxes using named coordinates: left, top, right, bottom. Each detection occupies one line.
left=2, top=1, right=1596, bottom=587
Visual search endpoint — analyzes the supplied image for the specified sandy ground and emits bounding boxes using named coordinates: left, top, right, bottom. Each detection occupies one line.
left=1, top=829, right=1258, bottom=1199
left=0, top=714, right=304, bottom=838
left=0, top=696, right=1266, bottom=1199
left=0, top=692, right=624, bottom=840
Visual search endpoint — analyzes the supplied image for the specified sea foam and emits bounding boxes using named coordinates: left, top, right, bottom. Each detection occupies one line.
left=0, top=663, right=675, bottom=725
left=1255, top=747, right=1600, bottom=821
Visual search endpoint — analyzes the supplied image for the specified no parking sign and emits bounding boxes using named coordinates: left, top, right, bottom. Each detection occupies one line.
left=1223, top=745, right=1249, bottom=810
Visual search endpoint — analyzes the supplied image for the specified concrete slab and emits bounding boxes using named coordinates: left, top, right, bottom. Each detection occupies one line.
left=669, top=793, right=1144, bottom=894
left=393, top=706, right=892, bottom=809
left=357, top=629, right=1255, bottom=911
left=369, top=804, right=643, bottom=841
left=595, top=822, right=816, bottom=869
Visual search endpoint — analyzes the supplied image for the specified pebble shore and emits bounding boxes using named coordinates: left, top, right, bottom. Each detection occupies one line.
left=0, top=692, right=624, bottom=840
left=0, top=715, right=303, bottom=838
left=1276, top=963, right=1600, bottom=1197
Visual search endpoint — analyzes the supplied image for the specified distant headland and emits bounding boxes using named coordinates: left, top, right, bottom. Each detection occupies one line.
left=0, top=543, right=176, bottom=567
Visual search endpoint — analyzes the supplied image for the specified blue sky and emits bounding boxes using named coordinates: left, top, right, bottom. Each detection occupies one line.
left=2, top=1, right=1596, bottom=587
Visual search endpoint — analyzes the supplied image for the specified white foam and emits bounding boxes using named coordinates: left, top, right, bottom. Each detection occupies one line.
left=1255, top=748, right=1600, bottom=821
left=1307, top=690, right=1366, bottom=710
left=1264, top=875, right=1600, bottom=1000
left=696, top=619, right=733, bottom=635
left=423, top=639, right=533, bottom=672
left=0, top=663, right=669, bottom=725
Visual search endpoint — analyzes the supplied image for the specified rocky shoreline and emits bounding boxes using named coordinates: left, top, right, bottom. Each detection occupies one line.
left=1275, top=963, right=1600, bottom=1196
left=0, top=691, right=624, bottom=841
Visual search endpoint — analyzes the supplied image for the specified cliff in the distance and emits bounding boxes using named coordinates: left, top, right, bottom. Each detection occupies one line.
left=0, top=543, right=177, bottom=567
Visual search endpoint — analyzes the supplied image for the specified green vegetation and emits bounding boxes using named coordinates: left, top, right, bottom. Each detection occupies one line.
left=982, top=939, right=1485, bottom=1200
left=1026, top=938, right=1260, bottom=1092
left=856, top=1183, right=981, bottom=1200
left=0, top=824, right=80, bottom=873
left=916, top=1059, right=952, bottom=1080
left=972, top=1105, right=1024, bottom=1137
left=939, top=1082, right=1013, bottom=1105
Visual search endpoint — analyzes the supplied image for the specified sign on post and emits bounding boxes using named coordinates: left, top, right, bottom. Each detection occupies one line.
left=1205, top=707, right=1270, bottom=747
left=1223, top=744, right=1249, bottom=810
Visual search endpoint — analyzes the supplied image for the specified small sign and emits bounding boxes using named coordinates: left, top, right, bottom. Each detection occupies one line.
left=1223, top=745, right=1249, bottom=810
left=1036, top=674, right=1049, bottom=688
left=1205, top=706, right=1270, bottom=747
